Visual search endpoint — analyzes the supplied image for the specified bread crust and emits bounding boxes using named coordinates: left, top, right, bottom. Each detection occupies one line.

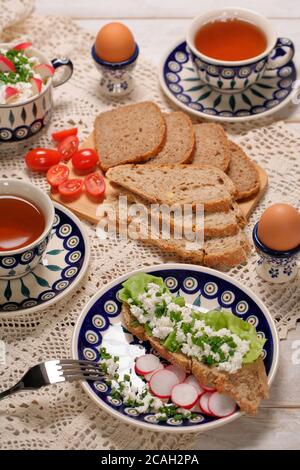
left=122, top=304, right=268, bottom=415
left=227, top=141, right=260, bottom=200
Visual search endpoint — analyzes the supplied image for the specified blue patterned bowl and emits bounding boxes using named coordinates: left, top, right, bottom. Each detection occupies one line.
left=72, top=264, right=279, bottom=433
left=0, top=179, right=54, bottom=279
left=0, top=44, right=73, bottom=151
left=186, top=8, right=294, bottom=93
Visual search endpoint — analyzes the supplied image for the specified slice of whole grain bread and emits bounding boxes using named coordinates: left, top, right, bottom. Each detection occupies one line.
left=227, top=141, right=260, bottom=200
left=106, top=164, right=237, bottom=212
left=192, top=123, right=230, bottom=171
left=94, top=101, right=166, bottom=171
left=122, top=303, right=268, bottom=415
left=144, top=112, right=195, bottom=165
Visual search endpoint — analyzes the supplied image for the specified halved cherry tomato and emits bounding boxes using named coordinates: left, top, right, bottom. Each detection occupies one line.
left=85, top=172, right=106, bottom=200
left=46, top=164, right=69, bottom=187
left=25, top=148, right=61, bottom=172
left=52, top=127, right=78, bottom=142
left=58, top=178, right=84, bottom=200
left=58, top=135, right=79, bottom=161
left=72, top=148, right=99, bottom=173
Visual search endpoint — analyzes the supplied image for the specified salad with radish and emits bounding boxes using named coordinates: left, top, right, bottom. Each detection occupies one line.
left=0, top=42, right=54, bottom=104
left=98, top=347, right=236, bottom=422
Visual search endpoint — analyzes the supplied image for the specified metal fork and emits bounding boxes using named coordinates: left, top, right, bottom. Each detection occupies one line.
left=0, top=359, right=105, bottom=401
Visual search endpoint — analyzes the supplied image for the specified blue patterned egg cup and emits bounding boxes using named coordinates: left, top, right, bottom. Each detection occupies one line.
left=91, top=43, right=139, bottom=97
left=186, top=8, right=294, bottom=93
left=0, top=179, right=54, bottom=280
left=253, top=223, right=300, bottom=283
left=0, top=44, right=73, bottom=152
left=72, top=264, right=279, bottom=433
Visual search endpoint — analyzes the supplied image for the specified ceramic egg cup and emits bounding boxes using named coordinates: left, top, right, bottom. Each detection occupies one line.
left=252, top=223, right=300, bottom=283
left=91, top=43, right=139, bottom=97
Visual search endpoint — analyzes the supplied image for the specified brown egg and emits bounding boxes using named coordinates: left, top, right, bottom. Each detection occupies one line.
left=95, top=22, right=136, bottom=63
left=257, top=203, right=300, bottom=251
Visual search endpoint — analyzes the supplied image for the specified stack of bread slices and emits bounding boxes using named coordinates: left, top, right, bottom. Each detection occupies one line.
left=95, top=101, right=260, bottom=270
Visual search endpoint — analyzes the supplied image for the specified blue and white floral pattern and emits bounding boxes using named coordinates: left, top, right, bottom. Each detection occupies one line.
left=0, top=203, right=89, bottom=315
left=91, top=44, right=139, bottom=97
left=161, top=40, right=296, bottom=122
left=73, top=265, right=278, bottom=432
left=253, top=223, right=300, bottom=283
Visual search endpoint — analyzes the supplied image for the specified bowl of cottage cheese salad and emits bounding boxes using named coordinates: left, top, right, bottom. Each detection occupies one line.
left=0, top=42, right=73, bottom=145
left=72, top=264, right=279, bottom=433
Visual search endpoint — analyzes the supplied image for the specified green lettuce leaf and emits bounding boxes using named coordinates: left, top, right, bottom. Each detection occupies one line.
left=199, top=310, right=266, bottom=363
left=119, top=273, right=166, bottom=304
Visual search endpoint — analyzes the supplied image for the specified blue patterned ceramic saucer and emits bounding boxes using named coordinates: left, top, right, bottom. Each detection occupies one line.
left=0, top=203, right=89, bottom=316
left=72, top=264, right=279, bottom=433
left=159, top=40, right=297, bottom=122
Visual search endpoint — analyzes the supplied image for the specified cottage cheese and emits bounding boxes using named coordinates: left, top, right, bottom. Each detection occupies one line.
left=128, top=282, right=250, bottom=374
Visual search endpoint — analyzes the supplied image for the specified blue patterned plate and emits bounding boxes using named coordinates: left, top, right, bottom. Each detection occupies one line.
left=0, top=203, right=89, bottom=316
left=159, top=40, right=297, bottom=122
left=72, top=264, right=279, bottom=433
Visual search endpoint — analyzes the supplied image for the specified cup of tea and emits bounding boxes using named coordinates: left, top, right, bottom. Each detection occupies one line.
left=0, top=180, right=55, bottom=279
left=186, top=7, right=295, bottom=93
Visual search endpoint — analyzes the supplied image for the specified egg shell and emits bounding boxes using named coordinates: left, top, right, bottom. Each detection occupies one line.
left=257, top=203, right=300, bottom=251
left=95, top=22, right=136, bottom=63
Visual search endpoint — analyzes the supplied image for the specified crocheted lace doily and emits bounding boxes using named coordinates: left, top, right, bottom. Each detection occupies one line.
left=0, top=5, right=299, bottom=450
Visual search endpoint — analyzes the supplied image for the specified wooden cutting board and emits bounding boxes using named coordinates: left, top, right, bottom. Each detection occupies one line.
left=51, top=132, right=268, bottom=223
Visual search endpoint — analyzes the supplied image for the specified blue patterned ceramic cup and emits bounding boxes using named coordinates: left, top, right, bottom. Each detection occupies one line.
left=0, top=180, right=55, bottom=279
left=0, top=44, right=73, bottom=149
left=186, top=8, right=295, bottom=93
left=91, top=43, right=139, bottom=96
left=252, top=223, right=300, bottom=283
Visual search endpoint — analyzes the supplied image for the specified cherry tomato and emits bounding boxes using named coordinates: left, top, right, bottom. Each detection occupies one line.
left=25, top=148, right=61, bottom=172
left=58, top=178, right=83, bottom=200
left=52, top=127, right=78, bottom=142
left=72, top=148, right=99, bottom=173
left=85, top=172, right=106, bottom=200
left=58, top=135, right=79, bottom=161
left=46, top=164, right=69, bottom=187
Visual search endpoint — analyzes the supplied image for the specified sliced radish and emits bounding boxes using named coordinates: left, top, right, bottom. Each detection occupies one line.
left=150, top=369, right=180, bottom=398
left=4, top=86, right=19, bottom=103
left=0, top=54, right=16, bottom=73
left=30, top=77, right=43, bottom=94
left=13, top=42, right=33, bottom=51
left=199, top=392, right=214, bottom=416
left=33, top=64, right=55, bottom=79
left=208, top=392, right=237, bottom=418
left=144, top=363, right=164, bottom=381
left=165, top=364, right=186, bottom=383
left=135, top=354, right=161, bottom=376
left=201, top=384, right=217, bottom=392
left=184, top=375, right=205, bottom=397
left=171, top=383, right=198, bottom=409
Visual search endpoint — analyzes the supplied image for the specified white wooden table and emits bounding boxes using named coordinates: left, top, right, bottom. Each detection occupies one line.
left=35, top=0, right=300, bottom=450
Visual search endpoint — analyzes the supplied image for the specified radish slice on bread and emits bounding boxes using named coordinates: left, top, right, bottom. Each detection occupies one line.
left=135, top=354, right=161, bottom=375
left=144, top=363, right=164, bottom=381
left=184, top=375, right=205, bottom=396
left=171, top=383, right=198, bottom=409
left=150, top=369, right=179, bottom=398
left=199, top=392, right=214, bottom=416
left=208, top=392, right=237, bottom=418
left=165, top=364, right=186, bottom=383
